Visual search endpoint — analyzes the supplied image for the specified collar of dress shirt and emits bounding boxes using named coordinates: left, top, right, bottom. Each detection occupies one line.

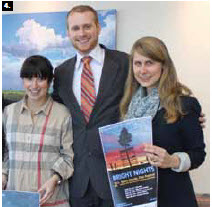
left=75, top=44, right=105, bottom=70
left=20, top=95, right=53, bottom=116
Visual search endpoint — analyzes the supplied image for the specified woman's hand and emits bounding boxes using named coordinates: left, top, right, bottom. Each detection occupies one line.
left=38, top=174, right=60, bottom=205
left=2, top=174, right=7, bottom=190
left=143, top=143, right=180, bottom=169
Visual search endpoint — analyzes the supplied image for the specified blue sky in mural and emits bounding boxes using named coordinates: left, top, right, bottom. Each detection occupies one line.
left=2, top=10, right=116, bottom=90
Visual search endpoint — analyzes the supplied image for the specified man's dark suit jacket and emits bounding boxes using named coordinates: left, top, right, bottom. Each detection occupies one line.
left=52, top=45, right=129, bottom=199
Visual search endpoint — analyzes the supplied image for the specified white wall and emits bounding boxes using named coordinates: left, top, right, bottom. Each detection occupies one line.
left=3, top=1, right=210, bottom=194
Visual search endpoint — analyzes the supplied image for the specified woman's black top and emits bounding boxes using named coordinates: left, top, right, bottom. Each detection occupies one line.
left=152, top=96, right=206, bottom=207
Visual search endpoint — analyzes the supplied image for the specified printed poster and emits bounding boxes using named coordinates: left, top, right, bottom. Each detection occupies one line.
left=99, top=117, right=158, bottom=207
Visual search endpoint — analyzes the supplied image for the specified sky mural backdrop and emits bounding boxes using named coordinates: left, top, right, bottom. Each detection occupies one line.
left=2, top=10, right=116, bottom=90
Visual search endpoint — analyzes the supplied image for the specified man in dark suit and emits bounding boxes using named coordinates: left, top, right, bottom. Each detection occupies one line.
left=52, top=5, right=129, bottom=207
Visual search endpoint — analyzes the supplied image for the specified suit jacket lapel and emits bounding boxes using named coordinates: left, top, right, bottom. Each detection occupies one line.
left=90, top=49, right=119, bottom=118
left=63, top=49, right=119, bottom=124
left=62, top=57, right=86, bottom=123
left=62, top=57, right=76, bottom=102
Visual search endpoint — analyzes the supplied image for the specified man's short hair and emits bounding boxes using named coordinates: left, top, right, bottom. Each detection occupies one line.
left=67, top=5, right=99, bottom=29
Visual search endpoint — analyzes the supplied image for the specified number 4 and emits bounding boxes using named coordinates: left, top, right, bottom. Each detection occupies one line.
left=4, top=3, right=11, bottom=9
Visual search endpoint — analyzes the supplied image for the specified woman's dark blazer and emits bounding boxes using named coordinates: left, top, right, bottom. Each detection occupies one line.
left=152, top=96, right=206, bottom=207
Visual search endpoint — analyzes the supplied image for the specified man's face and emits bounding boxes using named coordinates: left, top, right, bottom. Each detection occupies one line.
left=67, top=11, right=101, bottom=55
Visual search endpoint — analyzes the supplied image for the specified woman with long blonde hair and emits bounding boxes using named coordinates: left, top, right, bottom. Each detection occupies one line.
left=120, top=36, right=205, bottom=207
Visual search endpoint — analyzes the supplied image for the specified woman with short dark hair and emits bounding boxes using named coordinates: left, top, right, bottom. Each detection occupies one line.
left=2, top=55, right=74, bottom=207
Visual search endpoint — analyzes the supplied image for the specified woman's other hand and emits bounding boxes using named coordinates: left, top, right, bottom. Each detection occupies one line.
left=38, top=174, right=60, bottom=205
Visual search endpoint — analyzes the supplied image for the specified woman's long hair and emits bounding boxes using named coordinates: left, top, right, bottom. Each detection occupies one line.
left=120, top=36, right=192, bottom=123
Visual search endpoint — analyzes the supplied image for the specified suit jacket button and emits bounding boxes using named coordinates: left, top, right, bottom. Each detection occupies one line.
left=88, top=152, right=92, bottom=156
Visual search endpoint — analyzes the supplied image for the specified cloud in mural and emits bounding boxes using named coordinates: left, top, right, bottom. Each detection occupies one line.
left=3, top=19, right=71, bottom=58
left=16, top=19, right=68, bottom=51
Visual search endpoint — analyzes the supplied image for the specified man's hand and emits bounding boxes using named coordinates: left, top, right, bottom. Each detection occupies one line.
left=38, top=174, right=60, bottom=205
left=199, top=112, right=206, bottom=128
